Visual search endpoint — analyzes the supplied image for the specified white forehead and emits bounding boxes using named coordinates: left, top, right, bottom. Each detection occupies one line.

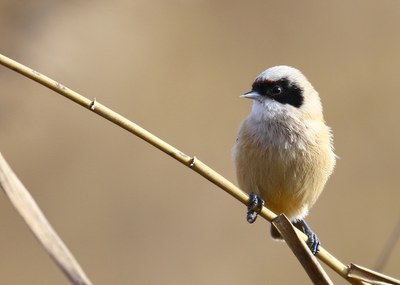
left=256, top=65, right=310, bottom=88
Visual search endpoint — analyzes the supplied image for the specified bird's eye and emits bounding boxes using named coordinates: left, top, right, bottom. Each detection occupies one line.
left=271, top=86, right=282, bottom=95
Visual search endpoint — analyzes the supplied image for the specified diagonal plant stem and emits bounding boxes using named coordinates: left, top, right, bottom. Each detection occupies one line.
left=0, top=153, right=93, bottom=285
left=1, top=53, right=397, bottom=284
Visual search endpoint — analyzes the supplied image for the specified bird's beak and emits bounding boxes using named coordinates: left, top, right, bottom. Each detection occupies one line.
left=240, top=91, right=262, bottom=100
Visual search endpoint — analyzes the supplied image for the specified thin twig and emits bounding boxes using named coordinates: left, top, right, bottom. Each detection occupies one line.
left=0, top=53, right=398, bottom=284
left=0, top=153, right=93, bottom=285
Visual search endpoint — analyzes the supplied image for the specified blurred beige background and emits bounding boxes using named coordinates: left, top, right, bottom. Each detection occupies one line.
left=1, top=0, right=399, bottom=284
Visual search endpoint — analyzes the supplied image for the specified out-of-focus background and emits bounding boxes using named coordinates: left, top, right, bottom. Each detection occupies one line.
left=1, top=1, right=399, bottom=284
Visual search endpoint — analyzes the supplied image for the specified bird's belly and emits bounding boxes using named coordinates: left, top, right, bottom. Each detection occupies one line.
left=235, top=143, right=319, bottom=220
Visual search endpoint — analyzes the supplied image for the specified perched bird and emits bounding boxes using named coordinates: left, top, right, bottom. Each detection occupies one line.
left=232, top=66, right=336, bottom=254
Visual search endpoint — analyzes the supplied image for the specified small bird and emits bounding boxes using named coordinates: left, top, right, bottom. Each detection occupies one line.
left=232, top=66, right=336, bottom=254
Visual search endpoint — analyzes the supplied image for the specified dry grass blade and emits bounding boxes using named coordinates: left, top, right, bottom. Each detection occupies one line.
left=348, top=264, right=400, bottom=285
left=0, top=153, right=93, bottom=285
left=272, top=214, right=333, bottom=285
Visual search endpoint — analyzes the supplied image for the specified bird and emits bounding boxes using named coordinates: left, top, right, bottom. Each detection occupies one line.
left=232, top=65, right=336, bottom=254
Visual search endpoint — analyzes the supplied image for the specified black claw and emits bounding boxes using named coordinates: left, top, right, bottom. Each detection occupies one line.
left=294, top=220, right=321, bottom=255
left=246, top=211, right=258, bottom=223
left=246, top=193, right=264, bottom=224
left=307, top=232, right=320, bottom=255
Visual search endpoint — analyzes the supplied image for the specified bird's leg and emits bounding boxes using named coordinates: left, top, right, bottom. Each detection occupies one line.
left=293, top=220, right=320, bottom=255
left=247, top=193, right=264, bottom=223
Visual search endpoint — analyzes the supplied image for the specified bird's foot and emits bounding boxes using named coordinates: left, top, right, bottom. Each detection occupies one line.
left=247, top=193, right=264, bottom=223
left=294, top=220, right=320, bottom=255
left=305, top=231, right=320, bottom=255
